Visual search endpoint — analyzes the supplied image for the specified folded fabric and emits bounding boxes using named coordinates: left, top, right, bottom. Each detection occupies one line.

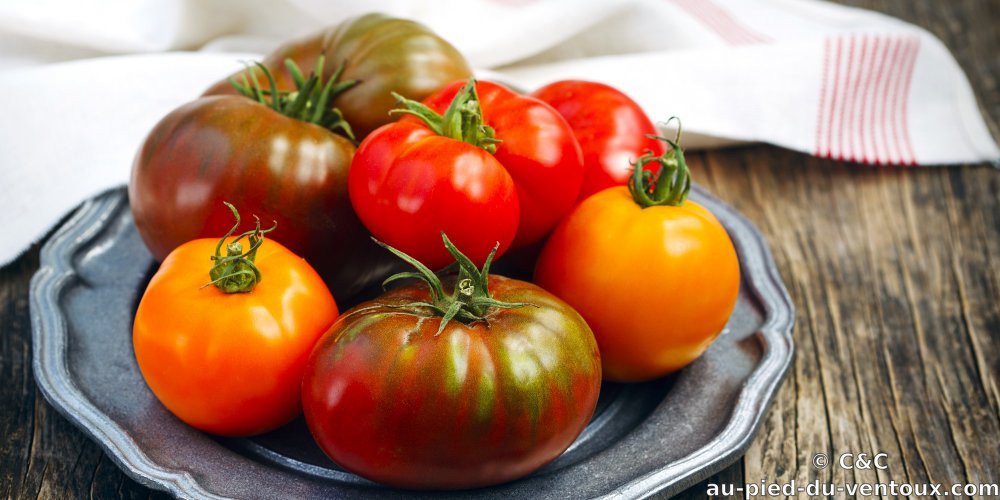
left=1, top=0, right=997, bottom=266
left=496, top=0, right=999, bottom=164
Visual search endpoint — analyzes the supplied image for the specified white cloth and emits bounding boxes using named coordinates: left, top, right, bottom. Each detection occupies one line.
left=1, top=0, right=997, bottom=266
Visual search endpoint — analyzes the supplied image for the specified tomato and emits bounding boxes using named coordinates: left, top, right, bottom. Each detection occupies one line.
left=532, top=80, right=665, bottom=200
left=204, top=13, right=472, bottom=138
left=302, top=235, right=601, bottom=489
left=130, top=61, right=396, bottom=303
left=420, top=80, right=585, bottom=248
left=348, top=81, right=520, bottom=269
left=133, top=206, right=338, bottom=436
left=349, top=79, right=583, bottom=268
left=534, top=131, right=739, bottom=381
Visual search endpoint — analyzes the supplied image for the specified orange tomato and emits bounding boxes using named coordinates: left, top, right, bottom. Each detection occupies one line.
left=534, top=130, right=739, bottom=381
left=133, top=210, right=338, bottom=436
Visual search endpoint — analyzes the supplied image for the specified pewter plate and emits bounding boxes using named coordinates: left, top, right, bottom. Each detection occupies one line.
left=30, top=185, right=794, bottom=499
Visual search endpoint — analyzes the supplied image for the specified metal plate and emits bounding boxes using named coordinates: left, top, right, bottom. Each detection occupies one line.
left=30, top=185, right=794, bottom=499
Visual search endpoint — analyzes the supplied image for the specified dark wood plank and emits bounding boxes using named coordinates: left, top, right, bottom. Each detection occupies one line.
left=0, top=247, right=40, bottom=498
left=671, top=0, right=1000, bottom=496
left=686, top=150, right=1000, bottom=498
left=0, top=247, right=170, bottom=500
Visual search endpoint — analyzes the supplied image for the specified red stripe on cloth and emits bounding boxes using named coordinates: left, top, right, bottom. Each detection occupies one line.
left=671, top=0, right=741, bottom=44
left=836, top=35, right=859, bottom=161
left=846, top=35, right=872, bottom=162
left=886, top=37, right=915, bottom=165
left=816, top=33, right=922, bottom=165
left=857, top=35, right=883, bottom=163
left=896, top=37, right=920, bottom=166
left=867, top=36, right=893, bottom=165
left=697, top=0, right=772, bottom=44
left=878, top=37, right=906, bottom=165
left=825, top=36, right=844, bottom=160
left=814, top=37, right=833, bottom=157
left=669, top=0, right=771, bottom=45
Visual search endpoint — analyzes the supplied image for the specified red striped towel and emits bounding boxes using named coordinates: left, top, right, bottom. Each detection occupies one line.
left=1, top=0, right=997, bottom=267
left=493, top=0, right=998, bottom=166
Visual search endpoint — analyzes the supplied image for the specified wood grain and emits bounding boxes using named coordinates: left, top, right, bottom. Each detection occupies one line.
left=671, top=1, right=1000, bottom=497
left=0, top=244, right=170, bottom=500
left=1, top=1, right=998, bottom=499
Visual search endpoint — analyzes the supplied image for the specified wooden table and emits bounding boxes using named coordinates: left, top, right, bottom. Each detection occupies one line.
left=2, top=1, right=997, bottom=498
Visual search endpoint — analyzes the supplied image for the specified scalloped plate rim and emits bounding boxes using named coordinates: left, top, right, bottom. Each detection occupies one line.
left=29, top=184, right=794, bottom=499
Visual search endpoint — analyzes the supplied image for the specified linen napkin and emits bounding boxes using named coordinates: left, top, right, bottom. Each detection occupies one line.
left=1, top=0, right=997, bottom=267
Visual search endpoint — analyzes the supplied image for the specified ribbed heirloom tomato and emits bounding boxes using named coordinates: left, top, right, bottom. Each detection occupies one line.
left=301, top=235, right=601, bottom=489
left=532, top=80, right=665, bottom=199
left=130, top=59, right=395, bottom=303
left=204, top=13, right=472, bottom=138
left=133, top=205, right=338, bottom=436
left=349, top=79, right=584, bottom=269
left=535, top=128, right=740, bottom=381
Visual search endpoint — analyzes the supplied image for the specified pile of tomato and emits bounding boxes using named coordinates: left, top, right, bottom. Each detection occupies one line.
left=128, top=13, right=740, bottom=491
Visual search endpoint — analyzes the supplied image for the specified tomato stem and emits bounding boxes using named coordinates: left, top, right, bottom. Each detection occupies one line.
left=389, top=78, right=502, bottom=153
left=229, top=56, right=358, bottom=141
left=203, top=203, right=277, bottom=294
left=375, top=233, right=528, bottom=335
left=628, top=117, right=691, bottom=208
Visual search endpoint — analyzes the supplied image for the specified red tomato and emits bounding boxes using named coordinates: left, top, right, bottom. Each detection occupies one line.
left=535, top=132, right=739, bottom=381
left=532, top=80, right=665, bottom=200
left=302, top=236, right=601, bottom=489
left=349, top=117, right=519, bottom=269
left=422, top=80, right=585, bottom=247
left=349, top=79, right=584, bottom=269
left=133, top=207, right=339, bottom=436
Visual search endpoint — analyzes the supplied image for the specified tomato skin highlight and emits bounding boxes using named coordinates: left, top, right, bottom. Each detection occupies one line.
left=301, top=276, right=601, bottom=489
left=534, top=187, right=740, bottom=382
left=348, top=121, right=520, bottom=269
left=132, top=238, right=338, bottom=436
left=532, top=80, right=665, bottom=200
left=204, top=13, right=472, bottom=138
left=416, top=80, right=585, bottom=248
left=129, top=95, right=396, bottom=303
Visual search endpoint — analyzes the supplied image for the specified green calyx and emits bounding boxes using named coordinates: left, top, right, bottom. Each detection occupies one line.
left=389, top=77, right=501, bottom=153
left=229, top=56, right=358, bottom=140
left=628, top=117, right=691, bottom=208
left=204, top=203, right=277, bottom=294
left=376, top=233, right=528, bottom=335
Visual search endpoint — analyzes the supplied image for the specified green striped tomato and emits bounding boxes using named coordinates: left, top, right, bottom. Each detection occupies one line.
left=301, top=275, right=601, bottom=489
left=203, top=13, right=472, bottom=139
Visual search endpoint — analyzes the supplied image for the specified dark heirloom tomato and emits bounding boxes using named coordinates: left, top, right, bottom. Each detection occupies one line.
left=532, top=80, right=665, bottom=200
left=302, top=236, right=601, bottom=489
left=130, top=65, right=395, bottom=303
left=204, top=13, right=472, bottom=138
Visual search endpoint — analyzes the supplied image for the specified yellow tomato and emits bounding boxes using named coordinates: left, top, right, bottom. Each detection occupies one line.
left=534, top=131, right=739, bottom=381
left=133, top=206, right=338, bottom=436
